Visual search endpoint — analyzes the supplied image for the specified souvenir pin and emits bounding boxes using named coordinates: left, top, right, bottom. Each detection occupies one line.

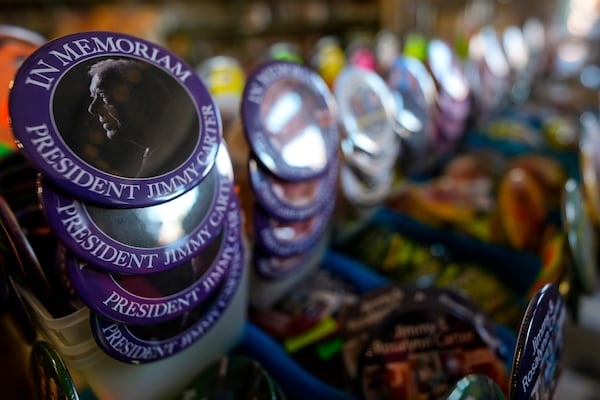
left=0, top=25, right=46, bottom=151
left=385, top=55, right=432, bottom=173
left=579, top=112, right=600, bottom=226
left=90, top=228, right=244, bottom=364
left=67, top=196, right=242, bottom=325
left=250, top=268, right=358, bottom=340
left=340, top=161, right=395, bottom=208
left=339, top=284, right=410, bottom=382
left=0, top=196, right=61, bottom=316
left=311, top=36, right=346, bottom=89
left=9, top=31, right=221, bottom=207
left=253, top=196, right=335, bottom=258
left=197, top=56, right=245, bottom=125
left=444, top=374, right=506, bottom=399
left=334, top=66, right=398, bottom=158
left=374, top=29, right=400, bottom=75
left=502, top=26, right=529, bottom=75
left=509, top=283, right=565, bottom=400
left=30, top=341, right=80, bottom=400
left=172, top=354, right=286, bottom=399
left=253, top=232, right=329, bottom=281
left=267, top=42, right=303, bottom=63
left=241, top=60, right=338, bottom=181
left=248, top=155, right=338, bottom=222
left=357, top=287, right=508, bottom=399
left=0, top=253, right=10, bottom=315
left=561, top=179, right=598, bottom=295
left=38, top=144, right=234, bottom=274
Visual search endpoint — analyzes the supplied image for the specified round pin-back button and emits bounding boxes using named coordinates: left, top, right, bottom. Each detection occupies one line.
left=357, top=287, right=509, bottom=399
left=9, top=31, right=221, bottom=208
left=427, top=39, right=471, bottom=104
left=39, top=143, right=234, bottom=274
left=579, top=112, right=600, bottom=226
left=197, top=56, right=245, bottom=125
left=561, top=179, right=598, bottom=295
left=241, top=60, right=339, bottom=181
left=0, top=25, right=46, bottom=151
left=502, top=26, right=530, bottom=75
left=253, top=231, right=329, bottom=280
left=334, top=66, right=398, bottom=158
left=509, top=283, right=565, bottom=400
left=445, top=374, right=506, bottom=399
left=66, top=196, right=242, bottom=325
left=253, top=193, right=335, bottom=258
left=0, top=253, right=10, bottom=315
left=386, top=55, right=435, bottom=165
left=339, top=284, right=411, bottom=382
left=340, top=161, right=395, bottom=208
left=0, top=196, right=62, bottom=316
left=90, top=225, right=244, bottom=364
left=248, top=154, right=339, bottom=222
left=340, top=135, right=399, bottom=179
left=30, top=341, right=80, bottom=400
left=171, top=354, right=286, bottom=399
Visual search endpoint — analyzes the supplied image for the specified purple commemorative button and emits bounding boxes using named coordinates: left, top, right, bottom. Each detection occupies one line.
left=253, top=230, right=329, bottom=280
left=90, top=215, right=244, bottom=364
left=241, top=60, right=339, bottom=181
left=39, top=144, right=234, bottom=274
left=9, top=31, right=221, bottom=208
left=509, top=283, right=565, bottom=400
left=253, top=191, right=335, bottom=258
left=66, top=196, right=242, bottom=325
left=334, top=66, right=397, bottom=158
left=248, top=154, right=339, bottom=222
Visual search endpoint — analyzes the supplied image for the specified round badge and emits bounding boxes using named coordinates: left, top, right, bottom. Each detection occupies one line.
left=66, top=196, right=242, bottom=325
left=253, top=194, right=335, bottom=258
left=30, top=341, right=80, bottom=400
left=427, top=39, right=470, bottom=104
left=561, top=178, right=598, bottom=295
left=0, top=251, right=10, bottom=315
left=39, top=143, right=234, bottom=274
left=340, top=161, right=395, bottom=208
left=340, top=284, right=411, bottom=382
left=358, top=287, right=508, bottom=400
left=502, top=26, right=530, bottom=73
left=248, top=155, right=338, bottom=222
left=340, top=136, right=399, bottom=181
left=386, top=55, right=431, bottom=141
left=253, top=232, right=329, bottom=280
left=172, top=354, right=286, bottom=399
left=90, top=228, right=244, bottom=364
left=0, top=25, right=46, bottom=151
left=0, top=196, right=62, bottom=316
left=578, top=112, right=600, bottom=227
left=9, top=31, right=221, bottom=207
left=334, top=66, right=398, bottom=158
left=197, top=56, right=245, bottom=124
left=241, top=60, right=339, bottom=181
left=509, top=283, right=565, bottom=400
left=445, top=374, right=506, bottom=399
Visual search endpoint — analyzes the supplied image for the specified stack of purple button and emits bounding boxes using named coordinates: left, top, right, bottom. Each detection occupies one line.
left=241, top=60, right=340, bottom=286
left=8, top=31, right=245, bottom=364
